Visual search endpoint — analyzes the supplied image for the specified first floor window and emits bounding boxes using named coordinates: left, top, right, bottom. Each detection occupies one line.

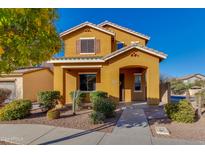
left=134, top=74, right=142, bottom=91
left=79, top=74, right=96, bottom=91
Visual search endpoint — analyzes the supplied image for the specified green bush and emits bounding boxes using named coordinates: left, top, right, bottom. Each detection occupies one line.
left=92, top=97, right=116, bottom=118
left=0, top=88, right=11, bottom=104
left=90, top=111, right=105, bottom=124
left=69, top=91, right=86, bottom=107
left=38, top=91, right=60, bottom=111
left=0, top=99, right=32, bottom=121
left=165, top=100, right=195, bottom=123
left=90, top=91, right=108, bottom=103
left=47, top=109, right=60, bottom=120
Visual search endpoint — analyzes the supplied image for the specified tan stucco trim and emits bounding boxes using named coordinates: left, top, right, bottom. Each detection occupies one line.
left=61, top=65, right=102, bottom=69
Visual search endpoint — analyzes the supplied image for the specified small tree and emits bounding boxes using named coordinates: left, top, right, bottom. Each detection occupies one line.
left=195, top=89, right=205, bottom=118
left=0, top=8, right=61, bottom=73
left=184, top=83, right=193, bottom=102
left=194, top=80, right=205, bottom=88
left=170, top=79, right=187, bottom=95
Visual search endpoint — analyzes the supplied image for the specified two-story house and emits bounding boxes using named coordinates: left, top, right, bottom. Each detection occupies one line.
left=49, top=21, right=167, bottom=104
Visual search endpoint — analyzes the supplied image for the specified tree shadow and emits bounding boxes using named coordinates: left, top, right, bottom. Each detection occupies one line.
left=39, top=111, right=122, bottom=145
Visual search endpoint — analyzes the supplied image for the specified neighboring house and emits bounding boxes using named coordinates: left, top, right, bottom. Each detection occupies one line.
left=178, top=74, right=205, bottom=96
left=0, top=67, right=53, bottom=102
left=178, top=74, right=205, bottom=84
left=48, top=21, right=167, bottom=104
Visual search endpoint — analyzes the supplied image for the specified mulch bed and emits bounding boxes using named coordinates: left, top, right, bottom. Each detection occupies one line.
left=145, top=105, right=205, bottom=141
left=0, top=105, right=123, bottom=133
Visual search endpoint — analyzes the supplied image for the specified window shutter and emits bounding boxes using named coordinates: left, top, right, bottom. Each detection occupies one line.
left=76, top=40, right=81, bottom=54
left=95, top=39, right=100, bottom=53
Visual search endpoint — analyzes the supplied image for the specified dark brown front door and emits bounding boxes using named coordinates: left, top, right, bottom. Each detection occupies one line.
left=120, top=73, right=125, bottom=101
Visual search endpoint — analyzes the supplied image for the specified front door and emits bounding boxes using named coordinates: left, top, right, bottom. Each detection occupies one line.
left=119, top=73, right=125, bottom=101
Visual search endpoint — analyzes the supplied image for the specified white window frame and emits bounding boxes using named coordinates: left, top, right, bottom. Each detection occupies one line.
left=134, top=73, right=142, bottom=92
left=79, top=37, right=96, bottom=54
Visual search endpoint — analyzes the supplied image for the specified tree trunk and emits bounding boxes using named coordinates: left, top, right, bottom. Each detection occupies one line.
left=186, top=90, right=191, bottom=102
left=197, top=95, right=202, bottom=118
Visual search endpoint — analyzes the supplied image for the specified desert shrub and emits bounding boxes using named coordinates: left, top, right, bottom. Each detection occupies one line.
left=89, top=111, right=105, bottom=124
left=0, top=88, right=11, bottom=104
left=0, top=99, right=32, bottom=121
left=92, top=97, right=116, bottom=118
left=165, top=100, right=195, bottom=123
left=69, top=91, right=86, bottom=107
left=38, top=91, right=60, bottom=111
left=90, top=91, right=108, bottom=103
left=47, top=109, right=60, bottom=120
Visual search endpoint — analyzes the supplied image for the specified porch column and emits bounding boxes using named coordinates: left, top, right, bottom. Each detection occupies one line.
left=53, top=65, right=65, bottom=103
left=146, top=66, right=160, bottom=105
left=65, top=70, right=77, bottom=103
left=109, top=68, right=120, bottom=102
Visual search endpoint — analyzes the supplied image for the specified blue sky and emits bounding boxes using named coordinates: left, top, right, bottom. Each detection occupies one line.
left=55, top=8, right=205, bottom=77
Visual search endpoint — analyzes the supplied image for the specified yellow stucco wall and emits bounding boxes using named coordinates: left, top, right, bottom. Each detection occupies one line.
left=23, top=69, right=53, bottom=101
left=102, top=25, right=147, bottom=50
left=99, top=48, right=160, bottom=104
left=62, top=26, right=113, bottom=57
left=53, top=48, right=160, bottom=104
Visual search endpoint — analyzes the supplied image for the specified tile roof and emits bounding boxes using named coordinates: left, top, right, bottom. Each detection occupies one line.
left=60, top=21, right=115, bottom=38
left=98, top=21, right=150, bottom=40
left=49, top=43, right=167, bottom=64
left=178, top=74, right=205, bottom=80
left=102, top=43, right=167, bottom=61
left=49, top=56, right=104, bottom=63
left=1, top=67, right=50, bottom=76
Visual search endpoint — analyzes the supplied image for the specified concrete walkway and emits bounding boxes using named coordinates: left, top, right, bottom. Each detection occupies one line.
left=0, top=103, right=205, bottom=145
left=100, top=104, right=152, bottom=144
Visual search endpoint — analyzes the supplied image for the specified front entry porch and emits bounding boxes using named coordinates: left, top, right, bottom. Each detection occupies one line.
left=119, top=67, right=147, bottom=103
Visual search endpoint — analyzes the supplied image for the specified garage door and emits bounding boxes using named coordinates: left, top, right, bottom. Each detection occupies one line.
left=0, top=81, right=16, bottom=102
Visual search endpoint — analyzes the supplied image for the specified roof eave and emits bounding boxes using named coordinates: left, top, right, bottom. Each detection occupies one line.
left=98, top=22, right=150, bottom=41
left=59, top=22, right=115, bottom=38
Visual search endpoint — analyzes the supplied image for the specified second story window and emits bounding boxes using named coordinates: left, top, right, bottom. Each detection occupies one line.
left=81, top=38, right=95, bottom=53
left=76, top=38, right=100, bottom=54
left=117, top=42, right=124, bottom=50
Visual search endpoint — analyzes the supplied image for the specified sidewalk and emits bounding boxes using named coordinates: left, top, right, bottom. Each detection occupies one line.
left=0, top=103, right=205, bottom=145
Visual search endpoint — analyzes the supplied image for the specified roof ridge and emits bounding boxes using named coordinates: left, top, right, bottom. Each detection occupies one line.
left=98, top=21, right=150, bottom=40
left=60, top=21, right=115, bottom=37
left=135, top=44, right=167, bottom=57
left=102, top=43, right=167, bottom=61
